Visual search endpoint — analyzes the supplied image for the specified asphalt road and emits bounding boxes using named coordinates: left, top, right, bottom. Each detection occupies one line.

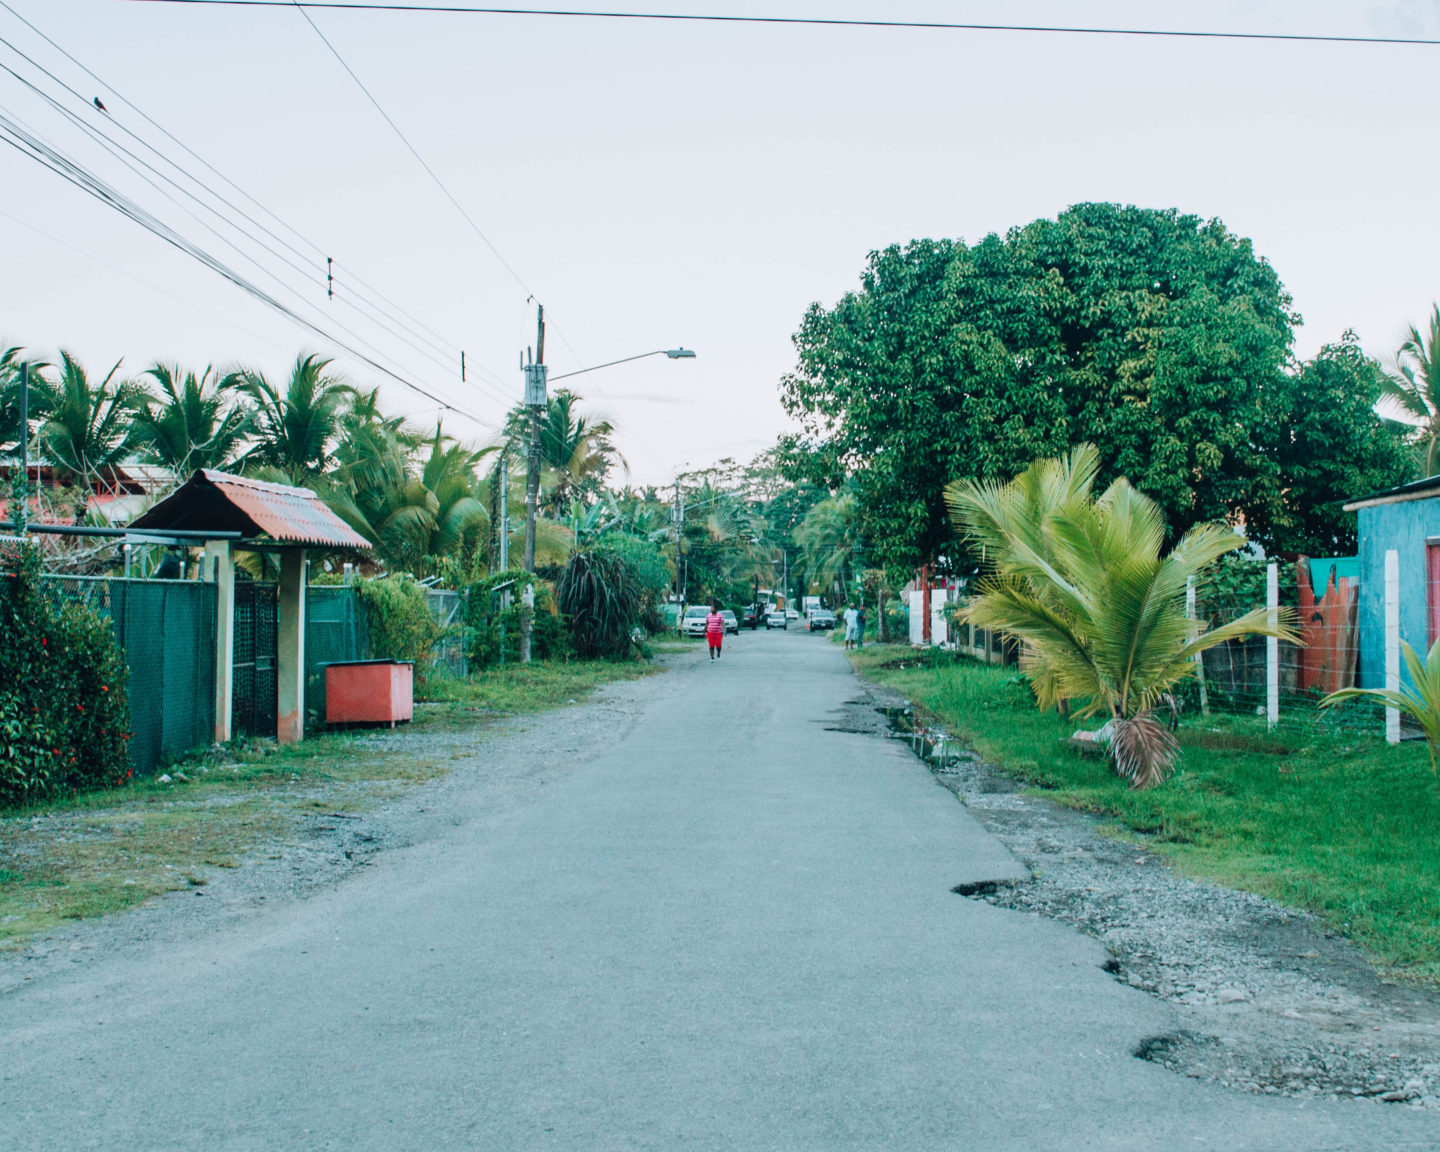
left=2, top=629, right=1437, bottom=1150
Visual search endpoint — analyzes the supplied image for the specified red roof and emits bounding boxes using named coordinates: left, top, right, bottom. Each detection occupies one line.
left=129, top=469, right=372, bottom=549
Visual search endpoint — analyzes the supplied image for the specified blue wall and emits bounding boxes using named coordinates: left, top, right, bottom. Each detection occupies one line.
left=1356, top=500, right=1440, bottom=688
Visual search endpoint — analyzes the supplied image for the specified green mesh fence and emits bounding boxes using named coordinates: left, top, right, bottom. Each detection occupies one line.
left=46, top=576, right=217, bottom=775
left=305, top=585, right=371, bottom=732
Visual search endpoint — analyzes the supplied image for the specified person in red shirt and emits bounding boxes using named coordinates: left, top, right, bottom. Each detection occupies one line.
left=706, top=603, right=725, bottom=660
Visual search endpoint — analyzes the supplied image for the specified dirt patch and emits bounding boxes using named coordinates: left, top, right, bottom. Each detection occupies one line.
left=839, top=685, right=1440, bottom=1110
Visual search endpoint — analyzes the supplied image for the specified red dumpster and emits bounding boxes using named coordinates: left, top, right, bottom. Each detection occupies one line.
left=324, top=660, right=414, bottom=726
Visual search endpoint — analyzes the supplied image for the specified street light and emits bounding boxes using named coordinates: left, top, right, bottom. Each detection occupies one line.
left=517, top=309, right=696, bottom=663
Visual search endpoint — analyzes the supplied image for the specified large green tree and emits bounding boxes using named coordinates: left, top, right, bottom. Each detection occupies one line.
left=782, top=203, right=1304, bottom=569
left=131, top=363, right=250, bottom=476
left=1249, top=333, right=1413, bottom=555
left=1379, top=304, right=1440, bottom=477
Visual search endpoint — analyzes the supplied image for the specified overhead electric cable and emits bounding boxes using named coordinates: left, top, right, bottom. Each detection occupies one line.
left=0, top=0, right=510, bottom=387
left=123, top=1, right=1440, bottom=47
left=0, top=108, right=500, bottom=429
left=290, top=1, right=536, bottom=296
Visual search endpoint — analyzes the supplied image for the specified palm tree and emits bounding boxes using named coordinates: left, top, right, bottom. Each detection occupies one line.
left=1322, top=638, right=1440, bottom=776
left=1380, top=304, right=1440, bottom=476
left=795, top=491, right=861, bottom=601
left=130, top=363, right=250, bottom=477
left=419, top=426, right=492, bottom=565
left=238, top=353, right=354, bottom=478
left=947, top=444, right=1298, bottom=788
left=35, top=351, right=144, bottom=491
left=505, top=389, right=626, bottom=514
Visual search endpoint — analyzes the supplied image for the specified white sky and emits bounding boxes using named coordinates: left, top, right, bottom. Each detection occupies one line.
left=1, top=0, right=1437, bottom=486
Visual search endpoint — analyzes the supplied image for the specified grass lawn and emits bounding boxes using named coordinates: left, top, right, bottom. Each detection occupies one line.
left=850, top=644, right=1440, bottom=984
left=0, top=658, right=655, bottom=948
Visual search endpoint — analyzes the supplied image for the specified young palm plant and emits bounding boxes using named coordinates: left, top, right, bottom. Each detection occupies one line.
left=1321, top=638, right=1440, bottom=775
left=946, top=444, right=1299, bottom=788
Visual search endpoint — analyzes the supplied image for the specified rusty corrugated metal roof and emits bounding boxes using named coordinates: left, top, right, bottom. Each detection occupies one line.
left=130, top=470, right=372, bottom=549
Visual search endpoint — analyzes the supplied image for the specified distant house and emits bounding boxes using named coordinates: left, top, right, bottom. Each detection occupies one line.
left=1344, top=476, right=1440, bottom=688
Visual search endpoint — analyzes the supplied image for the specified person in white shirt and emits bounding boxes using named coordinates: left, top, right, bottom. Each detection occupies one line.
left=842, top=605, right=860, bottom=650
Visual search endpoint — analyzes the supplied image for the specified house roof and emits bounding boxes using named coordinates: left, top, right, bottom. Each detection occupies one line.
left=129, top=469, right=372, bottom=549
left=1343, top=474, right=1440, bottom=513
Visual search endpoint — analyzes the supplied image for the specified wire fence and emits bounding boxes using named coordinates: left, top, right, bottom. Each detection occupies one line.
left=425, top=589, right=468, bottom=679
left=45, top=575, right=217, bottom=775
left=936, top=559, right=1392, bottom=743
left=304, top=585, right=372, bottom=734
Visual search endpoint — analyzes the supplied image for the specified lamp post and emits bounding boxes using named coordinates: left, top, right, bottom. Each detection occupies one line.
left=516, top=307, right=695, bottom=663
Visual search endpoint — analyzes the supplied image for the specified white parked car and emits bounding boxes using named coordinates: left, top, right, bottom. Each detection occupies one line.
left=681, top=606, right=710, bottom=637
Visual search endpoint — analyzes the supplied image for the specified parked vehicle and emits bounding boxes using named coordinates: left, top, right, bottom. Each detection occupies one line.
left=807, top=608, right=837, bottom=632
left=681, top=605, right=710, bottom=637
left=765, top=610, right=788, bottom=630
left=720, top=609, right=739, bottom=634
left=741, top=606, right=760, bottom=629
left=785, top=608, right=799, bottom=621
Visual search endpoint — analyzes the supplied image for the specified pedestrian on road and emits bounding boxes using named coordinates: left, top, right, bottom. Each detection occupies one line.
left=855, top=605, right=866, bottom=649
left=706, top=603, right=725, bottom=660
left=842, top=603, right=860, bottom=650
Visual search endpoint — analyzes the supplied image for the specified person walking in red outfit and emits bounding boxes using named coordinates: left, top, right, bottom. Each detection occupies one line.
left=706, top=603, right=725, bottom=660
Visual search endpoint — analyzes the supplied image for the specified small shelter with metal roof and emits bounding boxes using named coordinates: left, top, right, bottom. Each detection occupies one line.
left=1344, top=475, right=1440, bottom=689
left=131, top=470, right=372, bottom=744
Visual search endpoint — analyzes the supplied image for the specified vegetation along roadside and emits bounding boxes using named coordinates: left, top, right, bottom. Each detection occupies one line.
left=849, top=644, right=1440, bottom=985
left=0, top=658, right=654, bottom=950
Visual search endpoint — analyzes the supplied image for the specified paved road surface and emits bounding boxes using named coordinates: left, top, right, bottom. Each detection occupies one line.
left=2, top=631, right=1436, bottom=1149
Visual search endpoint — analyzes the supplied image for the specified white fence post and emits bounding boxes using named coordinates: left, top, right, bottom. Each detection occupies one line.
left=1386, top=548, right=1401, bottom=744
left=1266, top=562, right=1279, bottom=729
left=1186, top=575, right=1209, bottom=716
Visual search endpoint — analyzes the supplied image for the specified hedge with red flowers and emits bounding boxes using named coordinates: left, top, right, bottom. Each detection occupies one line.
left=0, top=545, right=131, bottom=806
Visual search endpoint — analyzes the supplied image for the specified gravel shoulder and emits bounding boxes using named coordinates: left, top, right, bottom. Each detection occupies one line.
left=839, top=675, right=1440, bottom=1111
left=0, top=661, right=667, bottom=998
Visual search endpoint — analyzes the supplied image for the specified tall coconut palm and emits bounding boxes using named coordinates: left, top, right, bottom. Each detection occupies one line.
left=419, top=425, right=492, bottom=564
left=505, top=388, right=625, bottom=514
left=131, top=363, right=250, bottom=477
left=238, top=353, right=354, bottom=478
left=795, top=490, right=861, bottom=600
left=1380, top=304, right=1440, bottom=476
left=35, top=351, right=144, bottom=490
left=0, top=344, right=49, bottom=454
left=947, top=444, right=1298, bottom=789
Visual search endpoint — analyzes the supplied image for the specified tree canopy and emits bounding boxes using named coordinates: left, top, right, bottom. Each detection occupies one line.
left=782, top=202, right=1404, bottom=568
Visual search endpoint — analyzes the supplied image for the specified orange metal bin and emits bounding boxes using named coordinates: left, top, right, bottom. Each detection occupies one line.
left=323, top=660, right=414, bottom=727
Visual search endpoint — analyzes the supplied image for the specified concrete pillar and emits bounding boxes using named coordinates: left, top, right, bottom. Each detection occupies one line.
left=277, top=548, right=307, bottom=744
left=1266, top=562, right=1279, bottom=730
left=204, top=539, right=235, bottom=744
left=1386, top=548, right=1400, bottom=745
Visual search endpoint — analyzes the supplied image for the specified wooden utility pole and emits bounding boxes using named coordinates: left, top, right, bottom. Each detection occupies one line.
left=673, top=479, right=684, bottom=603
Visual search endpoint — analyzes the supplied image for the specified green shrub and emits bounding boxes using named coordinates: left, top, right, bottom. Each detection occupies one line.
left=357, top=575, right=440, bottom=670
left=0, top=545, right=132, bottom=805
left=557, top=549, right=642, bottom=660
left=463, top=569, right=571, bottom=668
left=592, top=533, right=672, bottom=631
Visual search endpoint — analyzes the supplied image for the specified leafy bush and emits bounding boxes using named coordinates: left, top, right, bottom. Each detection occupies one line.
left=591, top=532, right=671, bottom=631
left=0, top=545, right=131, bottom=805
left=357, top=575, right=440, bottom=671
left=557, top=549, right=642, bottom=660
left=463, top=569, right=571, bottom=668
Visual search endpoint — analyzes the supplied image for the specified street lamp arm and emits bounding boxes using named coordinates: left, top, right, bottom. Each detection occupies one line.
left=547, top=348, right=696, bottom=382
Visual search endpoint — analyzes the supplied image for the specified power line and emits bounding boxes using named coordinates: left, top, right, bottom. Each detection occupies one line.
left=121, top=1, right=1440, bottom=48
left=291, top=1, right=536, bottom=297
left=0, top=107, right=501, bottom=429
left=0, top=0, right=513, bottom=394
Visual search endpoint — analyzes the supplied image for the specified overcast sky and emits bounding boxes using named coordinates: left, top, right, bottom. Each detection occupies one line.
left=2, top=0, right=1437, bottom=486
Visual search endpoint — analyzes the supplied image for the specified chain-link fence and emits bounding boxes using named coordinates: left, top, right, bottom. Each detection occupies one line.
left=425, top=588, right=468, bottom=679
left=46, top=575, right=217, bottom=775
left=304, top=585, right=371, bottom=733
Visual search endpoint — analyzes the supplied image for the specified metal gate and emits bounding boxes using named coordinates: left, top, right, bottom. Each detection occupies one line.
left=233, top=580, right=278, bottom=739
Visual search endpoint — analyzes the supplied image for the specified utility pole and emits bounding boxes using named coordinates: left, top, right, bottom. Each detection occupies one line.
left=672, top=479, right=684, bottom=604
left=498, top=454, right=509, bottom=572
left=15, top=360, right=28, bottom=535
left=519, top=305, right=546, bottom=664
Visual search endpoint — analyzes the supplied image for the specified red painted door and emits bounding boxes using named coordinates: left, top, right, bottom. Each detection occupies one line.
left=1427, top=544, right=1440, bottom=646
